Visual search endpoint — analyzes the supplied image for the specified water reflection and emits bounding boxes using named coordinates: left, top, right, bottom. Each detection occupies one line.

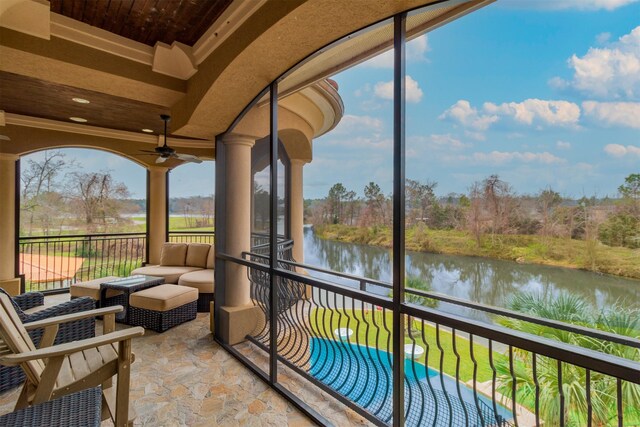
left=303, top=227, right=640, bottom=321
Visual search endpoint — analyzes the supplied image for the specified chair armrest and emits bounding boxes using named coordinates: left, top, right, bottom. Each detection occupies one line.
left=13, top=292, right=45, bottom=311
left=0, top=327, right=145, bottom=365
left=24, top=306, right=123, bottom=331
left=23, top=297, right=96, bottom=324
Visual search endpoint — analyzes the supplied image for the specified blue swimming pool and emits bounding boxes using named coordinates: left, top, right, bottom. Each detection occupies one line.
left=309, top=337, right=513, bottom=426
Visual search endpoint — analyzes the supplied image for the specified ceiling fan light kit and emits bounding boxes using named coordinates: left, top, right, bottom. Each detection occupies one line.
left=139, top=115, right=203, bottom=164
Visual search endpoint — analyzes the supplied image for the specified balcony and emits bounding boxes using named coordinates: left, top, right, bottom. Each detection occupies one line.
left=1, top=236, right=639, bottom=425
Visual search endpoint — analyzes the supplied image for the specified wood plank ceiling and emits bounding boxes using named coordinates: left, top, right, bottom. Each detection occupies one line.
left=50, top=0, right=234, bottom=47
left=0, top=72, right=197, bottom=138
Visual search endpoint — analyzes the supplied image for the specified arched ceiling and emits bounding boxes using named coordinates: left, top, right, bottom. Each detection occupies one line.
left=0, top=0, right=491, bottom=157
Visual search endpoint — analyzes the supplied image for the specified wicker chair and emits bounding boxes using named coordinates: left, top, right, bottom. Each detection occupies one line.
left=0, top=288, right=96, bottom=393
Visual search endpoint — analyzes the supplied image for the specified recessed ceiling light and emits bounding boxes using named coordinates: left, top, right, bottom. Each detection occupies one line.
left=72, top=98, right=90, bottom=104
left=69, top=117, right=88, bottom=123
left=142, top=129, right=154, bottom=133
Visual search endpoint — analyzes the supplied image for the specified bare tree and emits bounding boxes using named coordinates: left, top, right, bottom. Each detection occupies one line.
left=20, top=150, right=74, bottom=235
left=467, top=181, right=485, bottom=246
left=66, top=171, right=130, bottom=232
left=482, top=174, right=517, bottom=235
left=536, top=188, right=562, bottom=237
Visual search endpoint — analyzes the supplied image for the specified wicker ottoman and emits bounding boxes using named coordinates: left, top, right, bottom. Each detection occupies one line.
left=128, top=284, right=198, bottom=332
left=69, top=276, right=121, bottom=301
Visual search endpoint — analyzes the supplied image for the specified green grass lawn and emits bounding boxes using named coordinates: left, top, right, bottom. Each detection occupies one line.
left=317, top=224, right=640, bottom=280
left=311, top=308, right=499, bottom=383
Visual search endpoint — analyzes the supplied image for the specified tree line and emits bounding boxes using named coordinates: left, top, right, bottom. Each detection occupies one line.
left=308, top=173, right=640, bottom=249
left=20, top=150, right=215, bottom=235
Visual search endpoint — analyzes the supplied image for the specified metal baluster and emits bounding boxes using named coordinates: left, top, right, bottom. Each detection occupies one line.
left=370, top=304, right=389, bottom=416
left=508, top=345, right=519, bottom=427
left=419, top=319, right=438, bottom=427
left=558, top=360, right=564, bottom=427
left=452, top=328, right=469, bottom=425
left=469, top=334, right=485, bottom=427
left=584, top=369, right=594, bottom=427
left=435, top=324, right=453, bottom=427
left=488, top=340, right=500, bottom=426
left=533, top=353, right=540, bottom=427
left=617, top=378, right=623, bottom=427
left=378, top=306, right=393, bottom=422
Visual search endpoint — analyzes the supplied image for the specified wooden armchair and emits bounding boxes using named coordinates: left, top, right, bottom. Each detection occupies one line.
left=0, top=288, right=96, bottom=392
left=0, top=294, right=144, bottom=427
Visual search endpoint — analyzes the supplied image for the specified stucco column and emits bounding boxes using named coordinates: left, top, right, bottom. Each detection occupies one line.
left=290, top=159, right=307, bottom=263
left=0, top=154, right=20, bottom=295
left=147, top=166, right=168, bottom=265
left=218, top=134, right=262, bottom=345
left=222, top=134, right=255, bottom=306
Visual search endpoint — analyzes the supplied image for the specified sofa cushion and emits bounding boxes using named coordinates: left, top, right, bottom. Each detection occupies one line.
left=69, top=276, right=122, bottom=300
left=206, top=245, right=215, bottom=269
left=160, top=243, right=188, bottom=266
left=186, top=243, right=211, bottom=268
left=178, top=269, right=214, bottom=293
left=129, top=284, right=198, bottom=311
left=130, top=265, right=201, bottom=284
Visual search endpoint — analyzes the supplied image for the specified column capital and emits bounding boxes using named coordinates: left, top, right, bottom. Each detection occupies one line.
left=290, top=158, right=309, bottom=166
left=147, top=165, right=170, bottom=172
left=221, top=133, right=256, bottom=148
left=0, top=153, right=19, bottom=161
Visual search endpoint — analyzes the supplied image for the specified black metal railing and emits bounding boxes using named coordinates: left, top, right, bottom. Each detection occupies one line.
left=168, top=230, right=215, bottom=244
left=224, top=252, right=640, bottom=427
left=18, top=233, right=146, bottom=292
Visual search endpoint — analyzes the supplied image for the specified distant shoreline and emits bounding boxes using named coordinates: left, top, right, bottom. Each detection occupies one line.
left=314, top=224, right=640, bottom=281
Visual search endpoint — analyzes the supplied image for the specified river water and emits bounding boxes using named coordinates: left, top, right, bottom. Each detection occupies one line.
left=302, top=227, right=640, bottom=321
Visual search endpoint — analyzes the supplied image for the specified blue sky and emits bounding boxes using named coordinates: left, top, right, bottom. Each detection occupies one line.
left=24, top=0, right=639, bottom=200
left=306, top=0, right=640, bottom=199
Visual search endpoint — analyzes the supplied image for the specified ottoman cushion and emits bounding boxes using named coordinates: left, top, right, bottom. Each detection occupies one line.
left=69, top=276, right=121, bottom=300
left=130, top=285, right=198, bottom=312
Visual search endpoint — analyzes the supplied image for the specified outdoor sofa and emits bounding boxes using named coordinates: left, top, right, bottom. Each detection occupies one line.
left=131, top=242, right=214, bottom=312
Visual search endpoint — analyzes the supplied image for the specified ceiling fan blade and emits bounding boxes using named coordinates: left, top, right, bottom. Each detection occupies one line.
left=156, top=156, right=168, bottom=164
left=174, top=153, right=203, bottom=164
left=140, top=149, right=158, bottom=154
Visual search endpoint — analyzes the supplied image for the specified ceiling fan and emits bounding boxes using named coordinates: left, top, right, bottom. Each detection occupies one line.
left=140, top=114, right=203, bottom=164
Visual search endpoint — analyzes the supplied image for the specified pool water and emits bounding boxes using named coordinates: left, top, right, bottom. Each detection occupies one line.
left=309, top=337, right=513, bottom=426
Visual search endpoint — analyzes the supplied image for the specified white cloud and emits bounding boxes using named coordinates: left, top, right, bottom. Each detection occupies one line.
left=552, top=26, right=640, bottom=100
left=582, top=101, right=640, bottom=128
left=374, top=75, right=423, bottom=103
left=556, top=141, right=572, bottom=150
left=333, top=114, right=384, bottom=134
left=441, top=99, right=580, bottom=131
left=471, top=151, right=565, bottom=165
left=500, top=0, right=639, bottom=10
left=439, top=100, right=498, bottom=131
left=603, top=144, right=640, bottom=157
left=364, top=35, right=429, bottom=68
left=484, top=99, right=581, bottom=127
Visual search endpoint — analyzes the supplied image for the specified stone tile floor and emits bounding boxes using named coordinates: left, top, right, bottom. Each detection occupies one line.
left=0, top=294, right=317, bottom=426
